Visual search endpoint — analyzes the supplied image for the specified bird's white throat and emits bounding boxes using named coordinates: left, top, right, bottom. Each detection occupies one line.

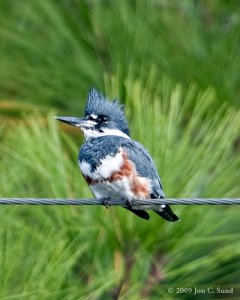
left=81, top=127, right=130, bottom=140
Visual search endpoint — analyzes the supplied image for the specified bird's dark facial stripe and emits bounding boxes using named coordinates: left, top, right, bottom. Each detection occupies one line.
left=86, top=114, right=109, bottom=124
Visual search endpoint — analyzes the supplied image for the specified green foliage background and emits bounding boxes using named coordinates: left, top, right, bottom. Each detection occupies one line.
left=0, top=1, right=240, bottom=299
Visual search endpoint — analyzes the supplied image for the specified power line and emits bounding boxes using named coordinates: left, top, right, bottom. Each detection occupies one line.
left=0, top=198, right=240, bottom=210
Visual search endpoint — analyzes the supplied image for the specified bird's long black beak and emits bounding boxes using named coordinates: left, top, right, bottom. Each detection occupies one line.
left=54, top=116, right=91, bottom=128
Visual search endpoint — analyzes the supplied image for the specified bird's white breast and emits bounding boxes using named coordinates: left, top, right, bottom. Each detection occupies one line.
left=90, top=178, right=135, bottom=200
left=79, top=149, right=152, bottom=200
left=79, top=150, right=123, bottom=180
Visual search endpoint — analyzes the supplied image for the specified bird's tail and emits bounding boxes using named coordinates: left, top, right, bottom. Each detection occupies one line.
left=154, top=204, right=179, bottom=222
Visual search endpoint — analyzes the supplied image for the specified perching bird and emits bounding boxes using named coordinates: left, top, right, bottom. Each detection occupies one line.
left=55, top=88, right=179, bottom=221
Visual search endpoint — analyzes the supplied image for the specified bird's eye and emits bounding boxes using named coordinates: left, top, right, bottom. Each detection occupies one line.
left=99, top=115, right=108, bottom=123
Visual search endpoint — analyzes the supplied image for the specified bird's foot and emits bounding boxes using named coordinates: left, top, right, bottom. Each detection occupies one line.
left=101, top=197, right=111, bottom=209
left=124, top=199, right=133, bottom=209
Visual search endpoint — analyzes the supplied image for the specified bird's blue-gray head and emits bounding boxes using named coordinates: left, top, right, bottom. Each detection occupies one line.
left=55, top=88, right=130, bottom=140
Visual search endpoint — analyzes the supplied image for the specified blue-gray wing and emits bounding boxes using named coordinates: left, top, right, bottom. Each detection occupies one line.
left=121, top=140, right=164, bottom=198
left=121, top=138, right=179, bottom=222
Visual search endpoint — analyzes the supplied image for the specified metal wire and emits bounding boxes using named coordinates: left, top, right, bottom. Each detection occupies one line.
left=0, top=198, right=240, bottom=210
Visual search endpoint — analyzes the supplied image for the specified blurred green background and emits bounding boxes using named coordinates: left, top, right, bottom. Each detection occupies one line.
left=0, top=1, right=240, bottom=299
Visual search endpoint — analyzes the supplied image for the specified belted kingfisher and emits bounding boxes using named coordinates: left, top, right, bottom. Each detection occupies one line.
left=55, top=88, right=179, bottom=221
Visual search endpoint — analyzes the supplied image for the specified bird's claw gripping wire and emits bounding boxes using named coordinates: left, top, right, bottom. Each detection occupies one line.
left=101, top=198, right=111, bottom=209
left=124, top=199, right=133, bottom=209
